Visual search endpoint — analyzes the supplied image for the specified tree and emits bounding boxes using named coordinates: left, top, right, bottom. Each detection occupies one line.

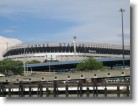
left=0, top=59, right=23, bottom=75
left=27, top=60, right=41, bottom=64
left=76, top=57, right=103, bottom=71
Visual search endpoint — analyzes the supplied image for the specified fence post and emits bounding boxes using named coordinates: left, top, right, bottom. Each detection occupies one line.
left=40, top=84, right=43, bottom=97
left=104, top=81, right=107, bottom=97
left=37, top=81, right=43, bottom=97
left=8, top=83, right=11, bottom=97
left=19, top=82, right=24, bottom=97
left=95, top=79, right=98, bottom=97
left=1, top=82, right=5, bottom=97
left=126, top=83, right=130, bottom=97
left=65, top=83, right=69, bottom=97
left=117, top=82, right=120, bottom=97
left=92, top=79, right=95, bottom=97
left=86, top=87, right=90, bottom=97
left=79, top=81, right=83, bottom=97
left=0, top=83, right=2, bottom=96
left=46, top=87, right=50, bottom=97
left=37, top=81, right=39, bottom=96
left=53, top=81, right=58, bottom=97
left=29, top=82, right=32, bottom=97
left=93, top=79, right=98, bottom=97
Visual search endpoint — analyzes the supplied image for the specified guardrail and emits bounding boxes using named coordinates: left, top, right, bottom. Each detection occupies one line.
left=0, top=80, right=130, bottom=97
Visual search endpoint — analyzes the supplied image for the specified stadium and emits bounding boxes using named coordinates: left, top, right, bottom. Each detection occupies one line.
left=2, top=37, right=130, bottom=63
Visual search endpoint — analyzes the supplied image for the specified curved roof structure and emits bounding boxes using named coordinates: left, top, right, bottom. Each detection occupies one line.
left=3, top=42, right=130, bottom=57
left=2, top=42, right=130, bottom=62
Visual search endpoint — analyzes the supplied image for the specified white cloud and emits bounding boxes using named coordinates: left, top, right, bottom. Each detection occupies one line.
left=2, top=28, right=15, bottom=33
left=0, top=0, right=130, bottom=45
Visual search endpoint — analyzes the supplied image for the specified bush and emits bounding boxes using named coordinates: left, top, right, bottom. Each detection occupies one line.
left=0, top=59, right=23, bottom=75
left=27, top=60, right=41, bottom=64
left=76, top=57, right=103, bottom=71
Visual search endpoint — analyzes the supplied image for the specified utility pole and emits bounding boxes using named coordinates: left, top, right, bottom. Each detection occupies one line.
left=48, top=55, right=53, bottom=73
left=73, top=36, right=76, bottom=61
left=49, top=59, right=51, bottom=73
left=23, top=47, right=26, bottom=76
left=23, top=46, right=28, bottom=76
left=119, top=8, right=125, bottom=68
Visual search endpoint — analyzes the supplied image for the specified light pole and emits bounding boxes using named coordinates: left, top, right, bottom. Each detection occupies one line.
left=49, top=59, right=51, bottom=73
left=119, top=8, right=125, bottom=68
left=23, top=47, right=26, bottom=76
left=23, top=46, right=28, bottom=76
left=24, top=47, right=30, bottom=75
left=48, top=55, right=53, bottom=73
left=73, top=36, right=76, bottom=61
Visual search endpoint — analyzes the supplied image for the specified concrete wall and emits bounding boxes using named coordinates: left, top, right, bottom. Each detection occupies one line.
left=0, top=69, right=130, bottom=82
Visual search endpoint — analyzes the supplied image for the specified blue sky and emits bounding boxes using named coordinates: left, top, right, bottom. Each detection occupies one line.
left=0, top=0, right=130, bottom=45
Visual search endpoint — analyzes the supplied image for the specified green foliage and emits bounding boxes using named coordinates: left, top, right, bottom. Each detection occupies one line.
left=76, top=61, right=86, bottom=71
left=76, top=57, right=103, bottom=71
left=0, top=59, right=23, bottom=75
left=44, top=60, right=59, bottom=63
left=27, top=60, right=41, bottom=64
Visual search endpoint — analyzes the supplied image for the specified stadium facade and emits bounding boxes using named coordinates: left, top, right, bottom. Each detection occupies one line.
left=2, top=37, right=130, bottom=63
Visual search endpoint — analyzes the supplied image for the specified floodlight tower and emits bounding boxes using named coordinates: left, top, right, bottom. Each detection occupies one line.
left=119, top=8, right=125, bottom=68
left=23, top=47, right=26, bottom=76
left=73, top=36, right=77, bottom=60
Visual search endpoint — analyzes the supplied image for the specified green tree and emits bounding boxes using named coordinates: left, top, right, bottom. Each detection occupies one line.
left=27, top=60, right=41, bottom=64
left=0, top=59, right=23, bottom=75
left=76, top=57, right=103, bottom=71
left=76, top=61, right=86, bottom=71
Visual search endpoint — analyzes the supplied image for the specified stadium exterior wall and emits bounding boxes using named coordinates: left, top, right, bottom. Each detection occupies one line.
left=2, top=42, right=130, bottom=62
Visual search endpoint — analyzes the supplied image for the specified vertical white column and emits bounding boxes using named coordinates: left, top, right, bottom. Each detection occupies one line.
left=73, top=36, right=76, bottom=61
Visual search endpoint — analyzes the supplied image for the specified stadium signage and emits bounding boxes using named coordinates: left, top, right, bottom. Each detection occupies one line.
left=27, top=43, right=85, bottom=48
left=89, top=50, right=96, bottom=53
